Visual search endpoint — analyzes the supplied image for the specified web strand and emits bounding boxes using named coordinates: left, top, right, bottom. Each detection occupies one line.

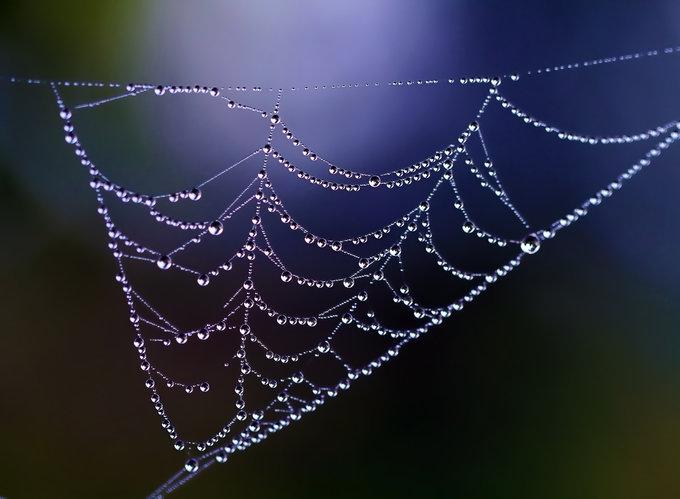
left=3, top=42, right=680, bottom=93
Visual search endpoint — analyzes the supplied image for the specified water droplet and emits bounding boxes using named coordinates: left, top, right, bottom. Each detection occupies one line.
left=188, top=188, right=202, bottom=201
left=215, top=449, right=228, bottom=463
left=156, top=255, right=172, bottom=270
left=184, top=458, right=199, bottom=473
left=520, top=233, right=541, bottom=254
left=208, top=221, right=223, bottom=235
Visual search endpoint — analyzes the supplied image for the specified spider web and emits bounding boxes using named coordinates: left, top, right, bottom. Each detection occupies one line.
left=4, top=45, right=680, bottom=497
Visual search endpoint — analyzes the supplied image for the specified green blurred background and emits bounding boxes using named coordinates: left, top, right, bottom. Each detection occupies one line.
left=1, top=1, right=680, bottom=498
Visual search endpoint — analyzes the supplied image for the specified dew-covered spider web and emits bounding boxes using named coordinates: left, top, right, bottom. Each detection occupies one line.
left=4, top=45, right=680, bottom=497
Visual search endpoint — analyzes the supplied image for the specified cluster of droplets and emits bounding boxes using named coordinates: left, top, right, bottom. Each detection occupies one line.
left=152, top=84, right=221, bottom=97
left=495, top=93, right=678, bottom=144
left=522, top=46, right=680, bottom=78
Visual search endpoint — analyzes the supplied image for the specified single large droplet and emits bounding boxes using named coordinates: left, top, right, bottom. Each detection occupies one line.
left=369, top=175, right=381, bottom=187
left=184, top=458, right=199, bottom=473
left=520, top=233, right=541, bottom=254
left=215, top=449, right=228, bottom=463
left=188, top=188, right=202, bottom=201
left=156, top=255, right=172, bottom=270
left=208, top=221, right=223, bottom=235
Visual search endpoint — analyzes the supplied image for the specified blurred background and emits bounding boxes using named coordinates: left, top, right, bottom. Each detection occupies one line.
left=1, top=1, right=680, bottom=498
